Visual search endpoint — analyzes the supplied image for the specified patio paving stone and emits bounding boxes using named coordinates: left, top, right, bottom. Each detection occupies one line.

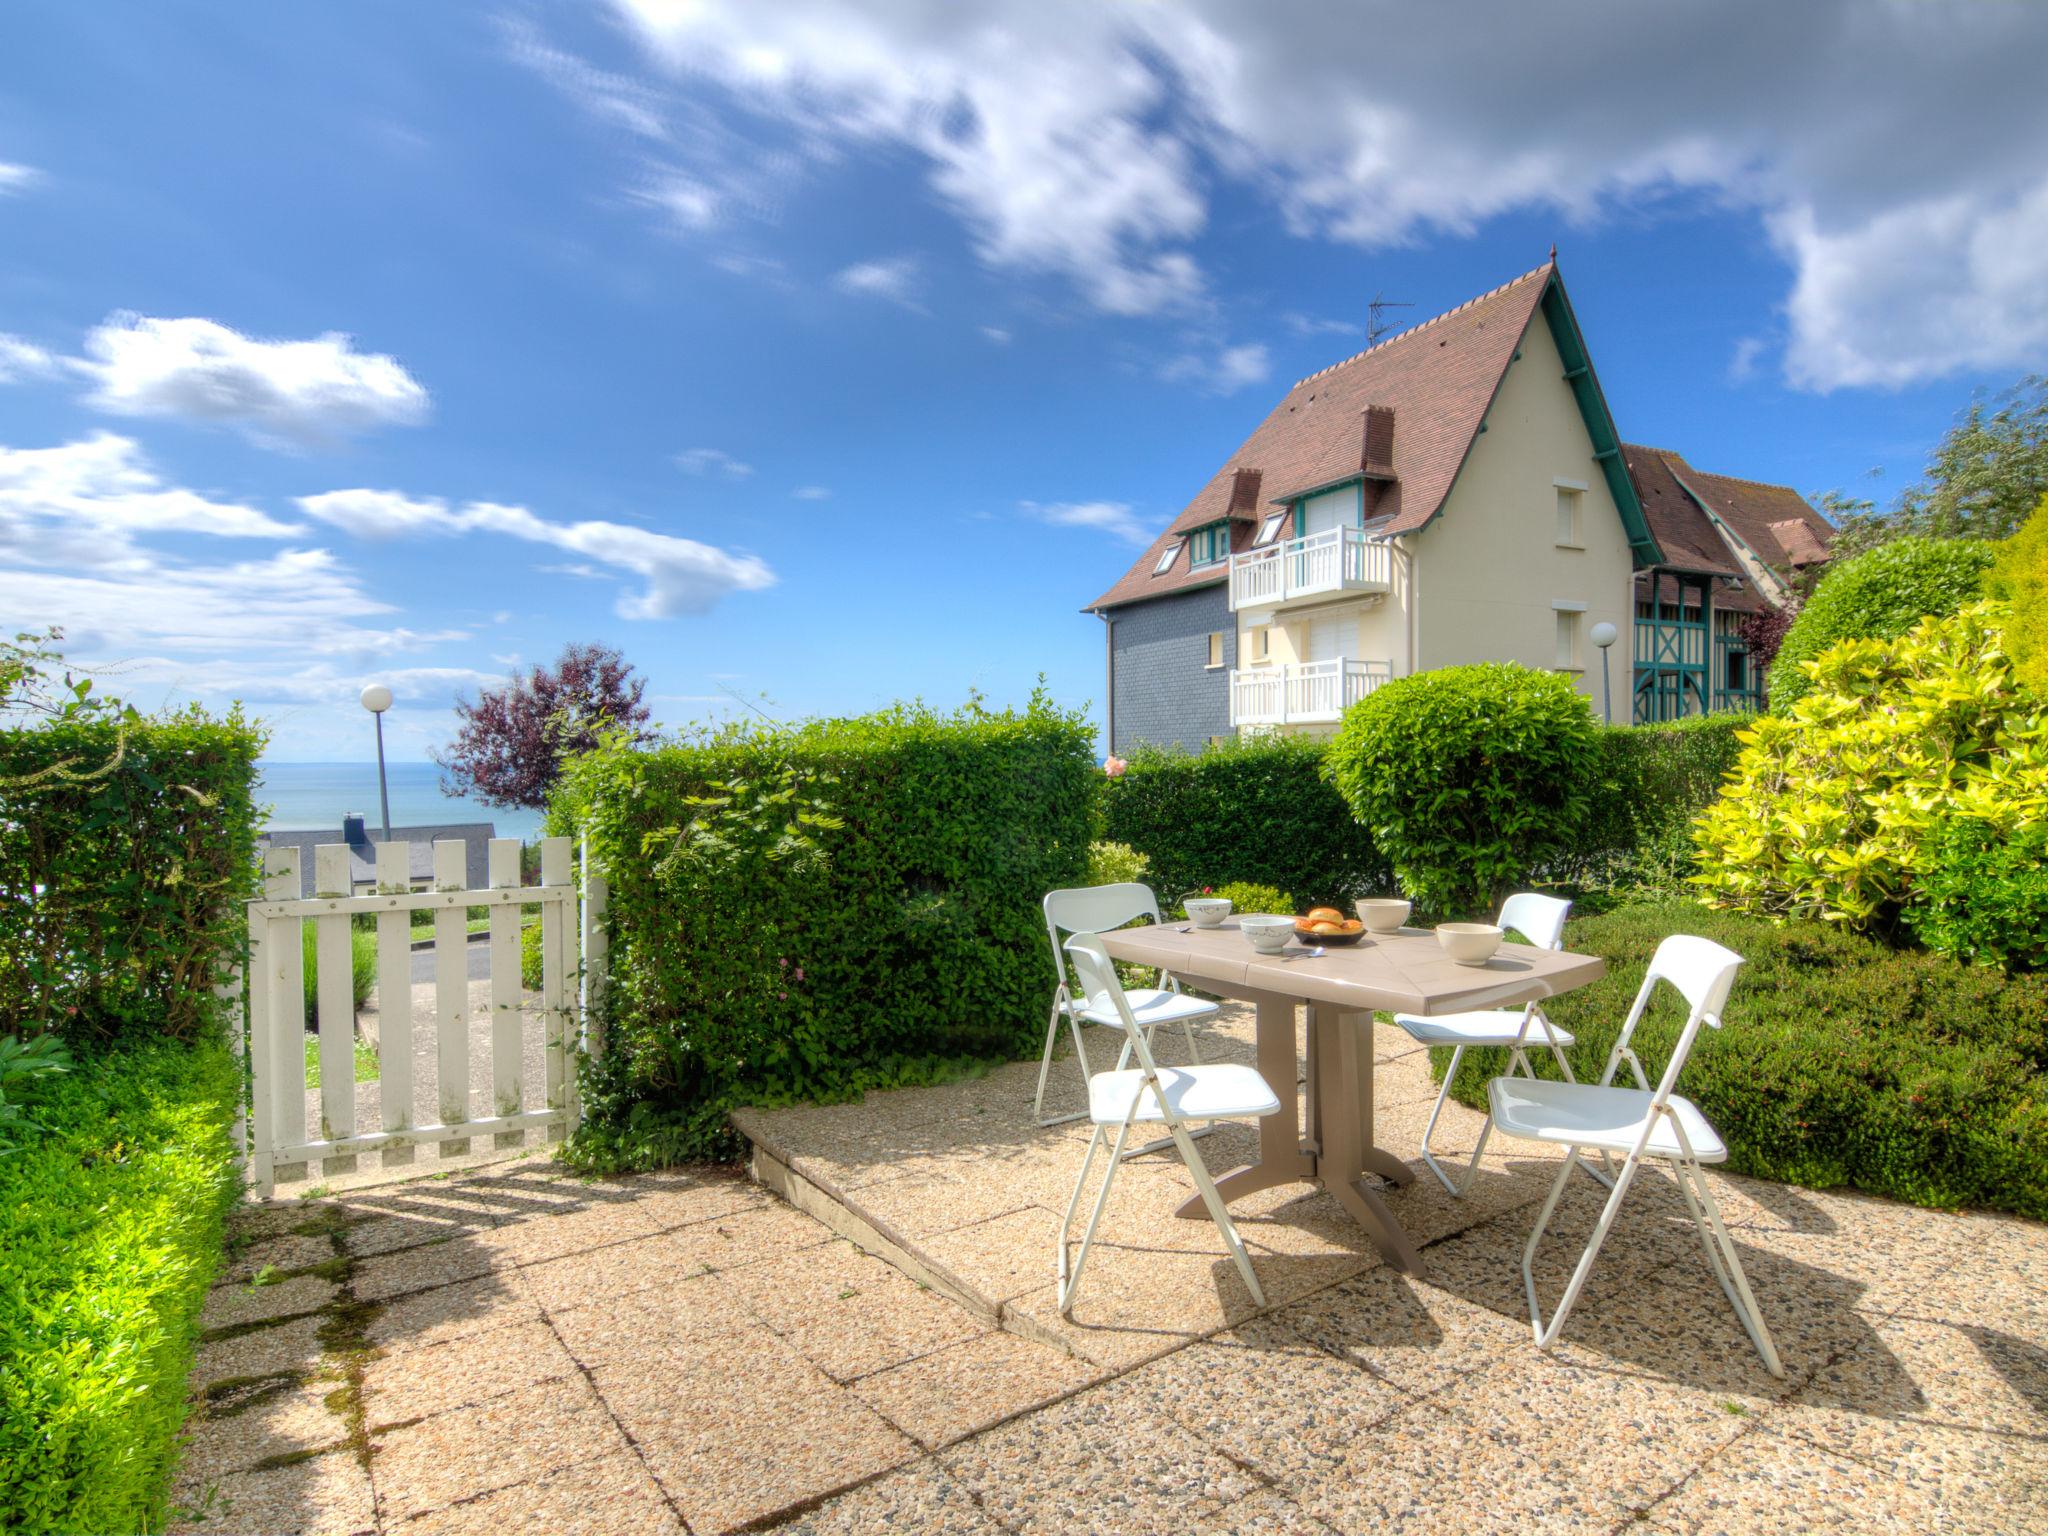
left=666, top=1197, right=838, bottom=1273
left=179, top=1379, right=350, bottom=1483
left=361, top=1319, right=578, bottom=1426
left=519, top=1232, right=689, bottom=1312
left=353, top=1236, right=510, bottom=1303
left=719, top=1240, right=987, bottom=1382
left=1269, top=1265, right=1532, bottom=1396
left=1645, top=1423, right=1954, bottom=1534
left=468, top=1194, right=665, bottom=1267
left=544, top=1268, right=759, bottom=1369
left=168, top=1445, right=375, bottom=1536
left=192, top=1313, right=329, bottom=1384
left=850, top=1327, right=1106, bottom=1447
left=391, top=1453, right=682, bottom=1536
left=220, top=1232, right=338, bottom=1284
left=920, top=1205, right=1066, bottom=1304
left=369, top=1375, right=631, bottom=1522
left=756, top=1459, right=1010, bottom=1535
left=363, top=1268, right=542, bottom=1355
left=1201, top=1487, right=1345, bottom=1534
left=202, top=1273, right=339, bottom=1331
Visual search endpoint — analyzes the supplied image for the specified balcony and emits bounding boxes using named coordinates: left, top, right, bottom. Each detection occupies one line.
left=1231, top=658, right=1393, bottom=727
left=1228, top=526, right=1392, bottom=613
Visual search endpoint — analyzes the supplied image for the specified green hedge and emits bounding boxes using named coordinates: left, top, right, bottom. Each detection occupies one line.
left=1441, top=898, right=2048, bottom=1219
left=1561, top=716, right=1749, bottom=891
left=0, top=711, right=264, bottom=1048
left=1097, top=736, right=1389, bottom=910
left=0, top=1040, right=241, bottom=1534
left=556, top=694, right=1096, bottom=1167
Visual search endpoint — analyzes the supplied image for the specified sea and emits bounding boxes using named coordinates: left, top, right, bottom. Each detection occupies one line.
left=257, top=761, right=546, bottom=842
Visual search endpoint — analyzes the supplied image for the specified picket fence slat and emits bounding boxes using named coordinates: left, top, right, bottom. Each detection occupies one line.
left=267, top=847, right=308, bottom=1184
left=487, top=839, right=524, bottom=1146
left=246, top=849, right=293, bottom=1197
left=375, top=841, right=415, bottom=1168
left=541, top=836, right=571, bottom=1133
left=433, top=839, right=471, bottom=1157
left=313, top=845, right=357, bottom=1174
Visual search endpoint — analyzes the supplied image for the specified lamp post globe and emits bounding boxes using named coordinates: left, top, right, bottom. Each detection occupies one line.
left=1589, top=622, right=1619, bottom=725
left=360, top=684, right=394, bottom=840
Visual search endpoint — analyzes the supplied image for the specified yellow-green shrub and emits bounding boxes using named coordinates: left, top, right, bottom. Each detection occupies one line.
left=1692, top=601, right=2048, bottom=952
left=1987, top=494, right=2048, bottom=696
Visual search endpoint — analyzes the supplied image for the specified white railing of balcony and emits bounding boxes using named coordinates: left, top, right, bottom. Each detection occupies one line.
left=1230, top=667, right=1287, bottom=726
left=1228, top=526, right=1392, bottom=610
left=1230, top=658, right=1393, bottom=726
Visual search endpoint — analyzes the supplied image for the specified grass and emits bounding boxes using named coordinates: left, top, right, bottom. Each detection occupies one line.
left=302, top=1031, right=379, bottom=1087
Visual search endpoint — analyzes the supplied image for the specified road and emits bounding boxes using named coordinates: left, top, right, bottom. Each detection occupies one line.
left=410, top=931, right=494, bottom=984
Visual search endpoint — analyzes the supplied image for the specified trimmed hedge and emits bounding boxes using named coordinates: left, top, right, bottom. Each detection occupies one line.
left=1768, top=536, right=1992, bottom=711
left=1441, top=898, right=2048, bottom=1219
left=0, top=710, right=264, bottom=1047
left=1097, top=736, right=1389, bottom=910
left=556, top=694, right=1096, bottom=1166
left=0, top=1040, right=240, bottom=1534
left=1561, top=715, right=1748, bottom=892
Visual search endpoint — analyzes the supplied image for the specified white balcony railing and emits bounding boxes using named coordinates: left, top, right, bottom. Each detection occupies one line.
left=1228, top=526, right=1393, bottom=612
left=1231, top=658, right=1394, bottom=726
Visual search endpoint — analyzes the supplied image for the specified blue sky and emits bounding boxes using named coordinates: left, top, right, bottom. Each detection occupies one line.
left=3, top=3, right=2042, bottom=760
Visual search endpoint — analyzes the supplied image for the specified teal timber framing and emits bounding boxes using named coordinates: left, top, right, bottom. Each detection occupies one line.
left=1633, top=571, right=1714, bottom=722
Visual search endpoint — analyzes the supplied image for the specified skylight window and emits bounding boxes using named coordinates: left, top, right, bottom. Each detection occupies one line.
left=1153, top=541, right=1184, bottom=575
left=1254, top=512, right=1288, bottom=547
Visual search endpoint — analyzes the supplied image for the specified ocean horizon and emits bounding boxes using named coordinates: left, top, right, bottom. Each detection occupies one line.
left=257, top=761, right=545, bottom=842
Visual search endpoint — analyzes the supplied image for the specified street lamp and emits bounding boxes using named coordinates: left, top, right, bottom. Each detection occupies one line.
left=1590, top=622, right=1619, bottom=725
left=360, top=684, right=394, bottom=842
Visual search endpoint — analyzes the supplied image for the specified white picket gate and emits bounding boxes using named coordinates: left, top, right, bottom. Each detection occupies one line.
left=236, top=833, right=605, bottom=1197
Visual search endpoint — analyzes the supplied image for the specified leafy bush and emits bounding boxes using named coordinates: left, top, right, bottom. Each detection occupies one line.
left=1569, top=716, right=1748, bottom=892
left=1084, top=840, right=1151, bottom=889
left=300, top=922, right=376, bottom=1019
left=1694, top=602, right=2048, bottom=963
left=1204, top=880, right=1294, bottom=918
left=1440, top=898, right=2048, bottom=1219
left=0, top=1033, right=74, bottom=1155
left=1907, top=819, right=2048, bottom=973
left=521, top=918, right=545, bottom=990
left=1327, top=663, right=1598, bottom=917
left=556, top=693, right=1096, bottom=1167
left=0, top=710, right=264, bottom=1047
left=0, top=1040, right=240, bottom=1533
left=1097, top=735, right=1388, bottom=910
left=1987, top=494, right=2048, bottom=696
left=1767, top=536, right=1992, bottom=711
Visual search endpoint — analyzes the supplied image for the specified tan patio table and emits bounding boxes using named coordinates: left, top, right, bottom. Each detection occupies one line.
left=1097, top=917, right=1606, bottom=1277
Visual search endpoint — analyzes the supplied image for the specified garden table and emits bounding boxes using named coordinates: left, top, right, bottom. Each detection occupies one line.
left=1098, top=918, right=1606, bottom=1276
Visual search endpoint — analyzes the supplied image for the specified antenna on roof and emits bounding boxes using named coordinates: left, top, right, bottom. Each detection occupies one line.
left=1365, top=291, right=1414, bottom=346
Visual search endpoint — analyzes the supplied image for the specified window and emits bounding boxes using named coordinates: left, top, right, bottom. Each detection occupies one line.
left=1188, top=523, right=1231, bottom=567
left=1248, top=626, right=1271, bottom=663
left=1152, top=540, right=1183, bottom=575
left=1206, top=632, right=1225, bottom=668
left=1554, top=608, right=1581, bottom=669
left=1555, top=483, right=1584, bottom=547
left=1254, top=511, right=1288, bottom=547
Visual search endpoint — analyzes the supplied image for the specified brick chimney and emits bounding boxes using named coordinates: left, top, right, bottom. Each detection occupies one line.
left=1228, top=467, right=1263, bottom=515
left=1362, top=406, right=1395, bottom=476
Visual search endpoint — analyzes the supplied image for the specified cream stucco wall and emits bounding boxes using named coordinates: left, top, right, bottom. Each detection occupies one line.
left=1410, top=312, right=1635, bottom=708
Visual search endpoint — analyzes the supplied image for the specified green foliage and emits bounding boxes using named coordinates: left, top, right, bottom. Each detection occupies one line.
left=521, top=918, right=545, bottom=990
left=556, top=691, right=1096, bottom=1168
left=1694, top=602, right=2048, bottom=959
left=1986, top=495, right=2048, bottom=696
left=1083, top=840, right=1150, bottom=889
left=1097, top=735, right=1388, bottom=910
left=1440, top=899, right=2048, bottom=1220
left=1326, top=663, right=1598, bottom=918
left=1768, top=537, right=1992, bottom=711
left=1907, top=819, right=2048, bottom=973
left=0, top=709, right=264, bottom=1048
left=0, top=1040, right=240, bottom=1533
left=0, top=1033, right=74, bottom=1155
left=300, top=923, right=376, bottom=1020
left=1203, top=880, right=1294, bottom=918
left=1564, top=716, right=1749, bottom=896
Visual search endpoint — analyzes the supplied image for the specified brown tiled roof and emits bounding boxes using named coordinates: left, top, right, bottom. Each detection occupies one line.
left=1677, top=467, right=1835, bottom=570
left=1087, top=263, right=1554, bottom=611
left=1622, top=445, right=1742, bottom=579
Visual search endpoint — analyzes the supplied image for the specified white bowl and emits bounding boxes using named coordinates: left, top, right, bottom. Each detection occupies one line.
left=1436, top=922, right=1503, bottom=966
left=1355, top=898, right=1412, bottom=933
left=1238, top=915, right=1295, bottom=953
left=1184, top=897, right=1233, bottom=928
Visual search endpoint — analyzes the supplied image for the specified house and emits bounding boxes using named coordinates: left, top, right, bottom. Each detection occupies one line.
left=257, top=816, right=497, bottom=898
left=1084, top=259, right=1831, bottom=751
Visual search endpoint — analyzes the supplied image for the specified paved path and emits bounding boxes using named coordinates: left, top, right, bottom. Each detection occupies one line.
left=407, top=932, right=492, bottom=986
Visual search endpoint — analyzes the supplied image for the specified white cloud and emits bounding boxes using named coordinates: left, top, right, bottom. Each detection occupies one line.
left=980, top=325, right=1012, bottom=345
left=0, top=334, right=57, bottom=382
left=1161, top=341, right=1270, bottom=395
left=832, top=255, right=926, bottom=311
left=75, top=313, right=430, bottom=447
left=602, top=0, right=2048, bottom=389
left=298, top=488, right=777, bottom=619
left=674, top=446, right=754, bottom=478
left=1021, top=499, right=1154, bottom=546
left=502, top=17, right=671, bottom=142
left=791, top=485, right=832, bottom=501
left=1283, top=312, right=1361, bottom=339
left=633, top=174, right=721, bottom=230
left=0, top=162, right=39, bottom=195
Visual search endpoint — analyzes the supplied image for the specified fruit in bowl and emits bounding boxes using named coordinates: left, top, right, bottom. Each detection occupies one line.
left=1295, top=911, right=1368, bottom=946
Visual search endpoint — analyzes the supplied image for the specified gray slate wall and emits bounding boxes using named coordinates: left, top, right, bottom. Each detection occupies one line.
left=1107, top=583, right=1233, bottom=755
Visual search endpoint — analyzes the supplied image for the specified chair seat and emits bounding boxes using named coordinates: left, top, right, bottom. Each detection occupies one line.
left=1088, top=1064, right=1281, bottom=1126
left=1394, top=1009, right=1576, bottom=1049
left=1487, top=1077, right=1728, bottom=1162
left=1072, top=987, right=1220, bottom=1031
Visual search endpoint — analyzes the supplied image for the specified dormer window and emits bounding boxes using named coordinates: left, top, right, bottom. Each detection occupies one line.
left=1188, top=523, right=1232, bottom=567
left=1153, top=540, right=1184, bottom=575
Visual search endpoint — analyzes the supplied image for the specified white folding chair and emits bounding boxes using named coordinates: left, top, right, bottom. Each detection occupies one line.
left=1393, top=892, right=1601, bottom=1196
left=1035, top=883, right=1219, bottom=1146
left=1055, top=933, right=1280, bottom=1315
left=1488, top=934, right=1783, bottom=1376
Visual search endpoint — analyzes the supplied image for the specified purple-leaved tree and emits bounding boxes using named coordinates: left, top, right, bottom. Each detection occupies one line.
left=436, top=642, right=654, bottom=811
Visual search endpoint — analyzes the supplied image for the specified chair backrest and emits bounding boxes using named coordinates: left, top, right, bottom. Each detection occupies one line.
left=1604, top=933, right=1744, bottom=1104
left=1063, top=933, right=1164, bottom=1079
left=1044, top=883, right=1161, bottom=1001
left=1497, top=891, right=1571, bottom=951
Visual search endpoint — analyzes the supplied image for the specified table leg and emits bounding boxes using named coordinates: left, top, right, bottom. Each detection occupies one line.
left=1311, top=1005, right=1426, bottom=1275
left=1176, top=991, right=1311, bottom=1215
